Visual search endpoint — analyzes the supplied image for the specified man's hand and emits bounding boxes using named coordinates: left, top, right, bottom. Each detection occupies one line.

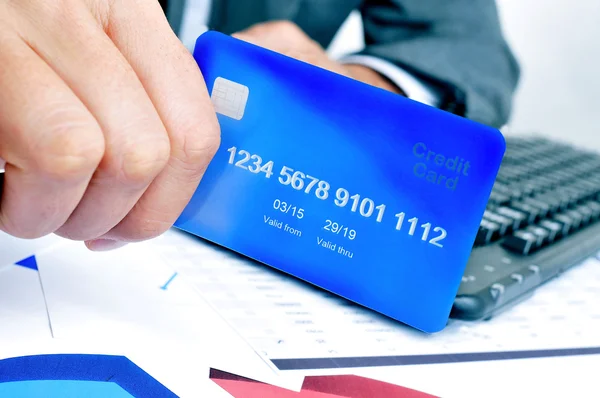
left=233, top=21, right=404, bottom=95
left=0, top=0, right=220, bottom=250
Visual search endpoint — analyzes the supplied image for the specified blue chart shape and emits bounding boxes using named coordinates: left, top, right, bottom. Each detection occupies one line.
left=0, top=354, right=178, bottom=398
left=0, top=380, right=133, bottom=398
left=160, top=272, right=178, bottom=290
left=15, top=255, right=38, bottom=271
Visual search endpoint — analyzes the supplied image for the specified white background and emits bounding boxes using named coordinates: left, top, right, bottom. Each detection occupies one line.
left=328, top=0, right=600, bottom=150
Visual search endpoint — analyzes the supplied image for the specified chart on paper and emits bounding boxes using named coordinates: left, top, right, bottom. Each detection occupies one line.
left=153, top=229, right=600, bottom=371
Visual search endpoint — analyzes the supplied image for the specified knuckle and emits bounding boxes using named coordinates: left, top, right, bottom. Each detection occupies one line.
left=42, top=150, right=102, bottom=182
left=121, top=208, right=172, bottom=242
left=53, top=224, right=84, bottom=241
left=135, top=218, right=171, bottom=240
left=274, top=20, right=298, bottom=33
left=118, top=136, right=171, bottom=185
left=36, top=110, right=105, bottom=181
left=305, top=53, right=321, bottom=65
left=174, top=118, right=221, bottom=169
left=15, top=0, right=77, bottom=29
left=86, top=0, right=112, bottom=26
left=288, top=49, right=308, bottom=61
left=0, top=214, right=38, bottom=239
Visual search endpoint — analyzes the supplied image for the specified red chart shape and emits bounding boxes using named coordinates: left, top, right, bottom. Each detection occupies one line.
left=210, top=369, right=437, bottom=398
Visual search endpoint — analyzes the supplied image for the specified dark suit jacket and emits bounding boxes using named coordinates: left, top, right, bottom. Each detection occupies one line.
left=161, top=0, right=520, bottom=128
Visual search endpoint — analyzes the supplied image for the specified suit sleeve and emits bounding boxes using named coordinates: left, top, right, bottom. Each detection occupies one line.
left=159, top=0, right=187, bottom=37
left=357, top=0, right=520, bottom=128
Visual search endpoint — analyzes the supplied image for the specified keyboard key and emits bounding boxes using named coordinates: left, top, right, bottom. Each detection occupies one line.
left=510, top=201, right=540, bottom=224
left=502, top=230, right=538, bottom=255
left=493, top=183, right=523, bottom=200
left=565, top=209, right=583, bottom=229
left=488, top=191, right=511, bottom=206
left=510, top=180, right=537, bottom=196
left=510, top=273, right=524, bottom=284
left=497, top=168, right=519, bottom=182
left=483, top=211, right=512, bottom=235
left=534, top=193, right=562, bottom=213
left=523, top=197, right=551, bottom=218
left=585, top=201, right=600, bottom=219
left=476, top=220, right=500, bottom=245
left=552, top=170, right=576, bottom=184
left=489, top=283, right=505, bottom=301
left=524, top=225, right=550, bottom=247
left=528, top=264, right=541, bottom=275
left=562, top=186, right=587, bottom=204
left=553, top=189, right=575, bottom=209
left=536, top=175, right=557, bottom=190
left=574, top=206, right=593, bottom=225
left=588, top=177, right=600, bottom=191
left=544, top=173, right=565, bottom=186
left=508, top=166, right=531, bottom=181
left=552, top=214, right=573, bottom=235
left=577, top=180, right=600, bottom=197
left=538, top=220, right=562, bottom=242
left=495, top=174, right=512, bottom=184
left=495, top=207, right=528, bottom=230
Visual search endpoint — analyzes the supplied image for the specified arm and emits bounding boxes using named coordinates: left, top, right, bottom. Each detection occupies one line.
left=352, top=0, right=520, bottom=128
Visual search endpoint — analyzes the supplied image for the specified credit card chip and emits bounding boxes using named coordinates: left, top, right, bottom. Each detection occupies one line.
left=211, top=77, right=249, bottom=120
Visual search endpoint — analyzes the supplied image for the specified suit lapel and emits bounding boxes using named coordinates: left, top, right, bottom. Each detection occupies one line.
left=207, top=0, right=227, bottom=31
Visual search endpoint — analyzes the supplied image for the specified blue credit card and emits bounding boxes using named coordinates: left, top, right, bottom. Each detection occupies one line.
left=174, top=31, right=506, bottom=333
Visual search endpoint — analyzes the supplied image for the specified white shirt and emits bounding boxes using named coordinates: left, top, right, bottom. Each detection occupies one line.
left=178, top=0, right=441, bottom=107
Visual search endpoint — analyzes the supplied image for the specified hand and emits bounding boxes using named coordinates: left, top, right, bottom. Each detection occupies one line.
left=0, top=0, right=220, bottom=250
left=233, top=21, right=404, bottom=94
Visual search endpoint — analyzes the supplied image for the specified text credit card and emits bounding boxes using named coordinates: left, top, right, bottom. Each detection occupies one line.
left=174, top=31, right=506, bottom=333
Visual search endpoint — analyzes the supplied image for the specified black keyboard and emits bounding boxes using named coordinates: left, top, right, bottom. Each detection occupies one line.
left=451, top=135, right=600, bottom=321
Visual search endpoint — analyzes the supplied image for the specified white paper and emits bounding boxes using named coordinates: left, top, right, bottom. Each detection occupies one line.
left=354, top=353, right=600, bottom=398
left=156, top=229, right=600, bottom=370
left=35, top=239, right=304, bottom=393
left=0, top=231, right=65, bottom=271
left=0, top=263, right=51, bottom=341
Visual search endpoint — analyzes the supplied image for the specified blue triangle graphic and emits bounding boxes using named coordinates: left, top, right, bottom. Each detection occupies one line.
left=15, top=255, right=38, bottom=271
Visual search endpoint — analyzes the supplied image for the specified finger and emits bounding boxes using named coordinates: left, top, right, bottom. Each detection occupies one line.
left=232, top=22, right=325, bottom=68
left=91, top=0, right=220, bottom=244
left=233, top=21, right=317, bottom=51
left=0, top=32, right=104, bottom=238
left=233, top=31, right=336, bottom=75
left=232, top=29, right=287, bottom=52
left=15, top=0, right=172, bottom=241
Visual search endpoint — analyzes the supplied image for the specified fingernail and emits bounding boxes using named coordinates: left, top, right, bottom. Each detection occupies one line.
left=86, top=239, right=128, bottom=252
